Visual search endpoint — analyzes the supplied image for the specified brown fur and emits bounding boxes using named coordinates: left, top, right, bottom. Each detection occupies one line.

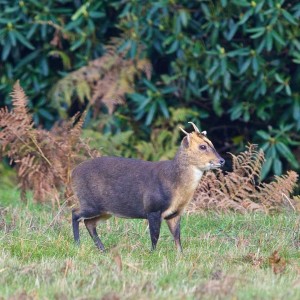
left=162, top=132, right=223, bottom=218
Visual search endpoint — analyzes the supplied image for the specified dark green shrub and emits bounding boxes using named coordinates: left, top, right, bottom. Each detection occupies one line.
left=0, top=0, right=299, bottom=178
left=0, top=0, right=118, bottom=126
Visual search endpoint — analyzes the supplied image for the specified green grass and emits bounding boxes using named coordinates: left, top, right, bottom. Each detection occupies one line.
left=1, top=188, right=300, bottom=299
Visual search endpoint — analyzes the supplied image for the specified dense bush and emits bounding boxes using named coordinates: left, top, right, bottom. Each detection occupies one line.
left=0, top=0, right=300, bottom=179
left=0, top=0, right=119, bottom=125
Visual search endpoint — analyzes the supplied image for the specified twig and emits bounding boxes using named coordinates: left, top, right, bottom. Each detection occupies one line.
left=123, top=262, right=151, bottom=275
left=9, top=126, right=52, bottom=167
left=282, top=193, right=296, bottom=212
left=43, top=199, right=68, bottom=233
left=64, top=259, right=72, bottom=277
left=29, top=134, right=52, bottom=167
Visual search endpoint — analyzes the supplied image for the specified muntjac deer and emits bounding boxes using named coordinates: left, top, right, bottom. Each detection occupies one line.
left=71, top=122, right=224, bottom=252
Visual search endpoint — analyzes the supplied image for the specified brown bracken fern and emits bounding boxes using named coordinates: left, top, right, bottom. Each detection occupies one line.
left=0, top=81, right=98, bottom=204
left=190, top=144, right=299, bottom=213
left=49, top=41, right=152, bottom=116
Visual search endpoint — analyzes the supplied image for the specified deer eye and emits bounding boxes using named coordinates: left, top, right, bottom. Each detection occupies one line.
left=199, top=145, right=207, bottom=150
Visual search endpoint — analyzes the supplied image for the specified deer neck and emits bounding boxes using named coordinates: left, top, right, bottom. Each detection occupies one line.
left=173, top=148, right=204, bottom=189
left=161, top=150, right=204, bottom=219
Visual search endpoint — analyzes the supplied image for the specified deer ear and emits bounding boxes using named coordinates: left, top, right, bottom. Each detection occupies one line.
left=182, top=135, right=190, bottom=148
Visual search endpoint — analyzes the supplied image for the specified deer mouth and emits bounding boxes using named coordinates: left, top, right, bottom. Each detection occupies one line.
left=209, top=162, right=222, bottom=169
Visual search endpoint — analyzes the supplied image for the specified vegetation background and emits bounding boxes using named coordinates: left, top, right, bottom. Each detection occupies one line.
left=1, top=1, right=300, bottom=299
left=1, top=0, right=300, bottom=180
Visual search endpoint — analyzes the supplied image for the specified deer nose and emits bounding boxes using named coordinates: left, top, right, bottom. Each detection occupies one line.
left=219, top=158, right=225, bottom=166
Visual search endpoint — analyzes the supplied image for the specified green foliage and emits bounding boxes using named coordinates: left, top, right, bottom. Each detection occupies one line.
left=82, top=107, right=202, bottom=161
left=129, top=77, right=179, bottom=126
left=133, top=107, right=206, bottom=160
left=0, top=0, right=300, bottom=178
left=0, top=0, right=118, bottom=126
left=82, top=129, right=135, bottom=158
left=117, top=0, right=300, bottom=177
left=257, top=124, right=300, bottom=178
left=0, top=161, right=17, bottom=189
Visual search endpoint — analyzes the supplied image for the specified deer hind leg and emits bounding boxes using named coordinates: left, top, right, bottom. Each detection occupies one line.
left=166, top=215, right=182, bottom=252
left=84, top=215, right=111, bottom=251
left=147, top=211, right=162, bottom=251
left=72, top=209, right=81, bottom=245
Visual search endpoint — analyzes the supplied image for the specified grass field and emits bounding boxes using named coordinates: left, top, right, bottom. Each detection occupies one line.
left=1, top=188, right=300, bottom=299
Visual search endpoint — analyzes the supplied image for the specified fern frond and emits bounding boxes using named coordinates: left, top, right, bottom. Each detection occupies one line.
left=69, top=112, right=86, bottom=145
left=258, top=171, right=298, bottom=210
left=136, top=59, right=152, bottom=80
left=10, top=80, right=32, bottom=126
left=49, top=40, right=152, bottom=116
left=1, top=83, right=99, bottom=204
left=190, top=145, right=298, bottom=213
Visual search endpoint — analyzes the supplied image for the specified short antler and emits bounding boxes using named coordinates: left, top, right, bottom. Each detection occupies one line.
left=188, top=122, right=200, bottom=133
left=179, top=127, right=189, bottom=135
left=179, top=126, right=191, bottom=145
